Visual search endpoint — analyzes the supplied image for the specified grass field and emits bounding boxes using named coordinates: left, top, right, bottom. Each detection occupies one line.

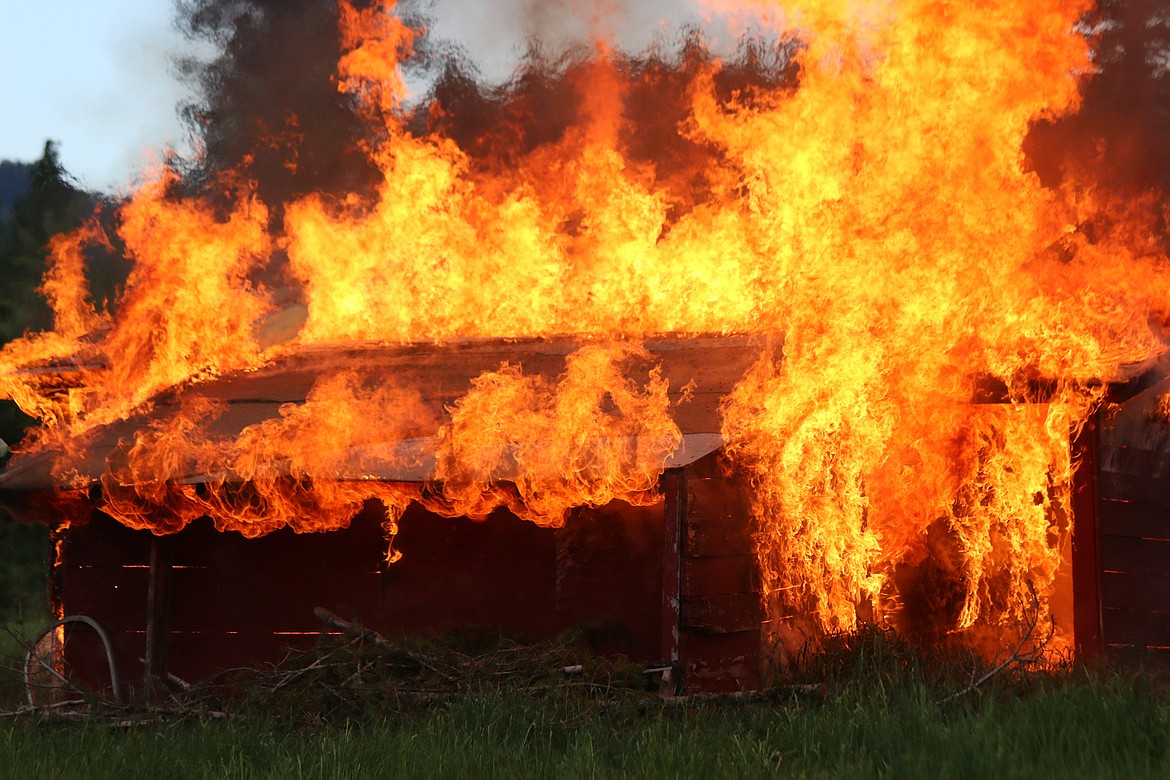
left=0, top=665, right=1167, bottom=778
left=1, top=619, right=1168, bottom=779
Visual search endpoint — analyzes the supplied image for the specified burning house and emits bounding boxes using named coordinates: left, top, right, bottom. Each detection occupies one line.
left=2, top=0, right=1170, bottom=697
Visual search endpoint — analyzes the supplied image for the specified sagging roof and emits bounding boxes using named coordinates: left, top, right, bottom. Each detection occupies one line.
left=3, top=333, right=1168, bottom=499
left=0, top=334, right=765, bottom=494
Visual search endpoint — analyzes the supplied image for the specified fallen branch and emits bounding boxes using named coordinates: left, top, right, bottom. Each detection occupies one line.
left=0, top=699, right=89, bottom=718
left=0, top=704, right=230, bottom=724
left=312, top=607, right=457, bottom=682
left=661, top=683, right=827, bottom=707
left=137, top=657, right=193, bottom=692
left=939, top=581, right=1053, bottom=705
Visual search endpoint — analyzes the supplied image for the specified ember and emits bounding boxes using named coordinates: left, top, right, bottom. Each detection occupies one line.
left=2, top=0, right=1169, bottom=676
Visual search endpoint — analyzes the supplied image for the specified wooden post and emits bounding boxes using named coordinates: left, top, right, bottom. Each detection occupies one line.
left=48, top=526, right=65, bottom=625
left=661, top=468, right=685, bottom=691
left=1071, top=411, right=1103, bottom=660
left=143, top=534, right=173, bottom=700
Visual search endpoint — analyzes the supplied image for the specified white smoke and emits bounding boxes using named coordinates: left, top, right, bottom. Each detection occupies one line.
left=415, top=0, right=750, bottom=83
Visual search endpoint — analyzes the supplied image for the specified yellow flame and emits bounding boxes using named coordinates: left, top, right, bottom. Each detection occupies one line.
left=1, top=0, right=1167, bottom=654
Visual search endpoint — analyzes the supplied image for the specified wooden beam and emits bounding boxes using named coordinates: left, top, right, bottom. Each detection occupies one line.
left=143, top=534, right=173, bottom=701
left=661, top=468, right=685, bottom=688
left=1071, top=411, right=1103, bottom=660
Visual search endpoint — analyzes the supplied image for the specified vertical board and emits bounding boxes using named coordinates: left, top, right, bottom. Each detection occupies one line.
left=661, top=469, right=684, bottom=671
left=1096, top=379, right=1170, bottom=662
left=677, top=452, right=763, bottom=693
left=1071, top=413, right=1103, bottom=659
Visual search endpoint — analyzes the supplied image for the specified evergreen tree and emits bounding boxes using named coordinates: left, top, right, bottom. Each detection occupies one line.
left=0, top=141, right=95, bottom=345
left=0, top=141, right=102, bottom=449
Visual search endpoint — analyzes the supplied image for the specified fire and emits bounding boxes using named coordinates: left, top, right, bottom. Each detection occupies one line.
left=2, top=0, right=1169, bottom=654
left=432, top=342, right=681, bottom=525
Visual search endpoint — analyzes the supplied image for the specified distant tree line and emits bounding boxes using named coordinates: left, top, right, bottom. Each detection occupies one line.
left=0, top=142, right=92, bottom=613
left=0, top=141, right=131, bottom=449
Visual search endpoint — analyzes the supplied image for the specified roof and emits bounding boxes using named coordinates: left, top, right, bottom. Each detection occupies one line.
left=2, top=333, right=1167, bottom=498
left=0, top=334, right=765, bottom=494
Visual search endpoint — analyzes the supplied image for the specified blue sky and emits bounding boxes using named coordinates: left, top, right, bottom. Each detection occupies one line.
left=0, top=1, right=735, bottom=194
left=0, top=1, right=212, bottom=193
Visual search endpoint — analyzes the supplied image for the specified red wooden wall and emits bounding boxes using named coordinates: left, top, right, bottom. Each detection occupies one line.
left=1070, top=375, right=1170, bottom=665
left=54, top=498, right=668, bottom=698
left=50, top=450, right=767, bottom=699
left=1094, top=428, right=1170, bottom=663
left=663, top=453, right=762, bottom=693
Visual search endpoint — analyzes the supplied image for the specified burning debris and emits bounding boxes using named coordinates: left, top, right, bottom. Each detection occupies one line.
left=2, top=0, right=1169, bottom=670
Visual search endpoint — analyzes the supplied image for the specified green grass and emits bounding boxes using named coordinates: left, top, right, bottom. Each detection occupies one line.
left=0, top=630, right=1167, bottom=780
left=0, top=674, right=1167, bottom=779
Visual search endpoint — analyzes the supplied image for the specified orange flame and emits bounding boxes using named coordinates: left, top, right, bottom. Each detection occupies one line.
left=2, top=0, right=1168, bottom=654
left=433, top=342, right=681, bottom=525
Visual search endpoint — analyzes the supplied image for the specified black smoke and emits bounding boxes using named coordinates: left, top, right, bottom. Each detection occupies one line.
left=1026, top=0, right=1170, bottom=201
left=173, top=0, right=799, bottom=220
left=175, top=0, right=386, bottom=210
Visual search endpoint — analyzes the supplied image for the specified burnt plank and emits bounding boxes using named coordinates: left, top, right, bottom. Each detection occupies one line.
left=685, top=521, right=755, bottom=558
left=683, top=593, right=762, bottom=634
left=1072, top=415, right=1102, bottom=660
left=1100, top=571, right=1170, bottom=612
left=1099, top=535, right=1170, bottom=578
left=683, top=452, right=755, bottom=558
left=1098, top=500, right=1170, bottom=541
left=1097, top=445, right=1170, bottom=480
left=1103, top=645, right=1170, bottom=666
left=687, top=478, right=754, bottom=522
left=662, top=468, right=684, bottom=667
left=1102, top=608, right=1170, bottom=648
left=683, top=556, right=757, bottom=597
left=669, top=393, right=726, bottom=437
left=680, top=629, right=762, bottom=694
left=144, top=536, right=174, bottom=699
left=1097, top=470, right=1170, bottom=505
left=684, top=451, right=731, bottom=481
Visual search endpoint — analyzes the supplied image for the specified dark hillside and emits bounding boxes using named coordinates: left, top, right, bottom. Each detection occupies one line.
left=0, top=161, right=32, bottom=221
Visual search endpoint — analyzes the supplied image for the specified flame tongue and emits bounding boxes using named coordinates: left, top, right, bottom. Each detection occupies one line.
left=2, top=0, right=1168, bottom=651
left=433, top=342, right=681, bottom=525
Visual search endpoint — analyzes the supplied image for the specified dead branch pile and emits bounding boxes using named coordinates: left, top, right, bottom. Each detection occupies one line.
left=166, top=610, right=658, bottom=723
left=3, top=585, right=1059, bottom=726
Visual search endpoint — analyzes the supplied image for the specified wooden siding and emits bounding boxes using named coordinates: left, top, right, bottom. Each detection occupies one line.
left=1094, top=377, right=1170, bottom=664
left=55, top=497, right=667, bottom=696
left=673, top=452, right=763, bottom=693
